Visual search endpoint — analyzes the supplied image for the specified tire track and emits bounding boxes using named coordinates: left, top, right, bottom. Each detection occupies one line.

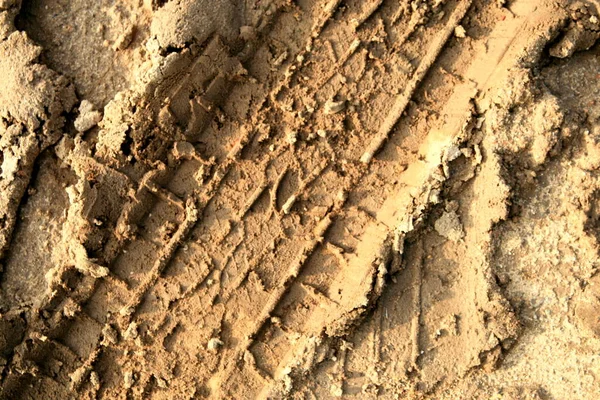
left=147, top=1, right=477, bottom=398
left=3, top=1, right=540, bottom=399
left=0, top=1, right=286, bottom=396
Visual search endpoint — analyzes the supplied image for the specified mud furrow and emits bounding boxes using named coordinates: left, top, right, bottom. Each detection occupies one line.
left=360, top=0, right=473, bottom=164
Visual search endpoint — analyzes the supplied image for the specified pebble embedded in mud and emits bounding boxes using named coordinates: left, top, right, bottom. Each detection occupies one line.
left=324, top=99, right=346, bottom=115
left=454, top=25, right=467, bottom=38
left=286, top=129, right=298, bottom=145
left=123, top=371, right=135, bottom=389
left=330, top=383, right=343, bottom=397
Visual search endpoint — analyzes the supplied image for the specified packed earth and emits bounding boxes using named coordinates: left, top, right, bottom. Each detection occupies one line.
left=0, top=0, right=599, bottom=399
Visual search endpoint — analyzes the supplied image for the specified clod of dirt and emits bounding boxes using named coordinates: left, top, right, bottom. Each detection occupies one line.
left=550, top=1, right=600, bottom=58
left=239, top=25, right=256, bottom=41
left=434, top=210, right=465, bottom=242
left=172, top=141, right=196, bottom=160
left=0, top=31, right=75, bottom=140
left=101, top=324, right=119, bottom=346
left=123, top=371, right=135, bottom=389
left=74, top=100, right=102, bottom=133
left=90, top=371, right=100, bottom=389
left=0, top=314, right=25, bottom=356
left=0, top=0, right=19, bottom=40
left=113, top=25, right=136, bottom=51
left=150, top=0, right=241, bottom=49
left=330, top=383, right=343, bottom=397
left=0, top=28, right=75, bottom=260
left=285, top=130, right=298, bottom=145
left=574, top=276, right=600, bottom=336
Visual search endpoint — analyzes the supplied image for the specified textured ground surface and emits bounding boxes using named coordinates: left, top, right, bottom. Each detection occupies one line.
left=1, top=0, right=600, bottom=399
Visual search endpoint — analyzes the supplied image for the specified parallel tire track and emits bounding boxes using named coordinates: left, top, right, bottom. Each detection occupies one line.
left=4, top=1, right=548, bottom=399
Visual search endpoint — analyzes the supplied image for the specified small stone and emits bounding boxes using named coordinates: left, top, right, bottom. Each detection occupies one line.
left=281, top=194, right=297, bottom=214
left=123, top=371, right=135, bottom=389
left=454, top=25, right=467, bottom=38
left=239, top=25, right=256, bottom=41
left=317, top=129, right=327, bottom=138
left=324, top=99, right=346, bottom=115
left=286, top=130, right=298, bottom=145
left=207, top=337, right=224, bottom=352
left=330, top=383, right=343, bottom=397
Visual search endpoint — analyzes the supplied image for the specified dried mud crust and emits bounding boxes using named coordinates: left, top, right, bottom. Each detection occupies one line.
left=1, top=0, right=600, bottom=399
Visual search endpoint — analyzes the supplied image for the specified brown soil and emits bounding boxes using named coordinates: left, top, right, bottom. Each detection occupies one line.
left=1, top=0, right=600, bottom=399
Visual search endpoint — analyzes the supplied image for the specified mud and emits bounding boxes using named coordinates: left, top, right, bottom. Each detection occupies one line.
left=1, top=0, right=600, bottom=399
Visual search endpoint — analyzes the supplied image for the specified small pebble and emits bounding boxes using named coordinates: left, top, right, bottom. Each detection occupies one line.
left=286, top=130, right=298, bottom=145
left=239, top=25, right=256, bottom=41
left=454, top=25, right=467, bottom=38
left=207, top=337, right=224, bottom=352
left=324, top=99, right=346, bottom=115
left=123, top=371, right=135, bottom=389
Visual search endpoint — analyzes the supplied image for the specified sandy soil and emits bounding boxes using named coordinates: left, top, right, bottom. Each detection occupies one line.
left=0, top=0, right=599, bottom=399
